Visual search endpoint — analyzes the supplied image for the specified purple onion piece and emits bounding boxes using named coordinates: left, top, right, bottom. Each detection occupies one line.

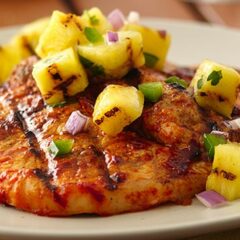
left=65, top=110, right=89, bottom=136
left=196, top=190, right=227, bottom=208
left=107, top=31, right=119, bottom=43
left=108, top=9, right=125, bottom=31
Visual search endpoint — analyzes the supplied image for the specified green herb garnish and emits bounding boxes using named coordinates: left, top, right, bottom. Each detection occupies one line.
left=197, top=76, right=204, bottom=89
left=143, top=52, right=159, bottom=68
left=138, top=82, right=163, bottom=102
left=89, top=15, right=99, bottom=25
left=50, top=101, right=67, bottom=108
left=84, top=27, right=103, bottom=43
left=165, top=76, right=188, bottom=89
left=84, top=10, right=99, bottom=25
left=48, top=139, right=74, bottom=158
left=79, top=55, right=105, bottom=77
left=207, top=70, right=222, bottom=86
left=203, top=133, right=227, bottom=159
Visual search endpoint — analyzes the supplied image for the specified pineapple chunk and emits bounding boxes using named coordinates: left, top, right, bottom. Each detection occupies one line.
left=36, top=11, right=87, bottom=58
left=192, top=60, right=240, bottom=118
left=0, top=43, right=22, bottom=84
left=81, top=7, right=111, bottom=34
left=122, top=23, right=171, bottom=70
left=32, top=48, right=88, bottom=105
left=13, top=17, right=50, bottom=52
left=0, top=17, right=50, bottom=84
left=206, top=142, right=240, bottom=201
left=93, top=84, right=144, bottom=136
left=78, top=31, right=145, bottom=79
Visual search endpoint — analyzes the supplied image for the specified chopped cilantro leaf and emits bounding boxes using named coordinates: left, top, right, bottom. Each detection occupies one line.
left=197, top=76, right=204, bottom=89
left=165, top=76, right=188, bottom=89
left=50, top=101, right=67, bottom=108
left=84, top=27, right=103, bottom=43
left=143, top=52, right=159, bottom=68
left=79, top=55, right=105, bottom=77
left=89, top=15, right=99, bottom=25
left=207, top=70, right=222, bottom=86
left=84, top=10, right=99, bottom=26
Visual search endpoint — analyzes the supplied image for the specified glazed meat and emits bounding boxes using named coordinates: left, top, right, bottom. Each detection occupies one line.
left=140, top=68, right=209, bottom=147
left=0, top=58, right=213, bottom=216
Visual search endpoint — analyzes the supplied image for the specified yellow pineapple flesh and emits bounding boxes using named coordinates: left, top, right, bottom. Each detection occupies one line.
left=81, top=7, right=112, bottom=34
left=93, top=84, right=144, bottom=136
left=36, top=11, right=87, bottom=58
left=122, top=23, right=171, bottom=70
left=32, top=47, right=88, bottom=105
left=206, top=142, right=240, bottom=201
left=192, top=60, right=240, bottom=118
left=0, top=43, right=22, bottom=84
left=13, top=17, right=50, bottom=52
left=78, top=31, right=145, bottom=79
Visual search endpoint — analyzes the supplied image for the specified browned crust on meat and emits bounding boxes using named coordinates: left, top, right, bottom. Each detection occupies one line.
left=0, top=58, right=214, bottom=216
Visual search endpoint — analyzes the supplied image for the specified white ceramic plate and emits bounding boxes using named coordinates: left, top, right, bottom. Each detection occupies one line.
left=1, top=19, right=240, bottom=240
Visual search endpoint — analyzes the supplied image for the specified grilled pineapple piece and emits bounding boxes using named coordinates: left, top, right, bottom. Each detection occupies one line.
left=0, top=43, right=22, bottom=84
left=32, top=47, right=88, bottom=105
left=122, top=23, right=171, bottom=70
left=93, top=84, right=144, bottom=136
left=36, top=11, right=87, bottom=58
left=78, top=31, right=145, bottom=79
left=13, top=17, right=50, bottom=52
left=206, top=142, right=240, bottom=201
left=192, top=60, right=240, bottom=118
left=81, top=7, right=111, bottom=33
left=0, top=18, right=50, bottom=84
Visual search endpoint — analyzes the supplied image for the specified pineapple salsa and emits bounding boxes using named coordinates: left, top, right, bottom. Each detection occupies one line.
left=1, top=7, right=240, bottom=207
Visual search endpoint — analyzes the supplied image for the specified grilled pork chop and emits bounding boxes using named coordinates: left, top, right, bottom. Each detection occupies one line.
left=0, top=57, right=215, bottom=216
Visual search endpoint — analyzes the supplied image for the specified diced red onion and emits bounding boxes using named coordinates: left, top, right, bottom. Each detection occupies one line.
left=127, top=11, right=140, bottom=24
left=224, top=118, right=240, bottom=130
left=210, top=130, right=229, bottom=138
left=158, top=30, right=167, bottom=39
left=65, top=110, right=89, bottom=135
left=107, top=31, right=119, bottom=44
left=196, top=190, right=227, bottom=208
left=108, top=9, right=125, bottom=31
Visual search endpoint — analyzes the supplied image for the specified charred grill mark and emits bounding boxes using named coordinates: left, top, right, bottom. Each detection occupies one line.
left=95, top=117, right=104, bottom=125
left=14, top=111, right=41, bottom=157
left=21, top=36, right=35, bottom=56
left=200, top=92, right=207, bottom=97
left=33, top=168, right=56, bottom=191
left=62, top=13, right=73, bottom=27
left=78, top=183, right=105, bottom=203
left=48, top=64, right=63, bottom=81
left=126, top=39, right=133, bottom=67
left=14, top=111, right=27, bottom=130
left=54, top=75, right=77, bottom=99
left=33, top=168, right=67, bottom=207
left=211, top=168, right=236, bottom=181
left=25, top=131, right=41, bottom=157
left=88, top=145, right=117, bottom=191
left=104, top=107, right=119, bottom=118
left=165, top=140, right=201, bottom=178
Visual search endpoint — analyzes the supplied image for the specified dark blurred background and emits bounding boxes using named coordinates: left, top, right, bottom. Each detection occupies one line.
left=0, top=0, right=240, bottom=28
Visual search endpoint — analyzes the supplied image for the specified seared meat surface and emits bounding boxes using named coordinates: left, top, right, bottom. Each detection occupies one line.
left=141, top=68, right=209, bottom=147
left=0, top=58, right=215, bottom=216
